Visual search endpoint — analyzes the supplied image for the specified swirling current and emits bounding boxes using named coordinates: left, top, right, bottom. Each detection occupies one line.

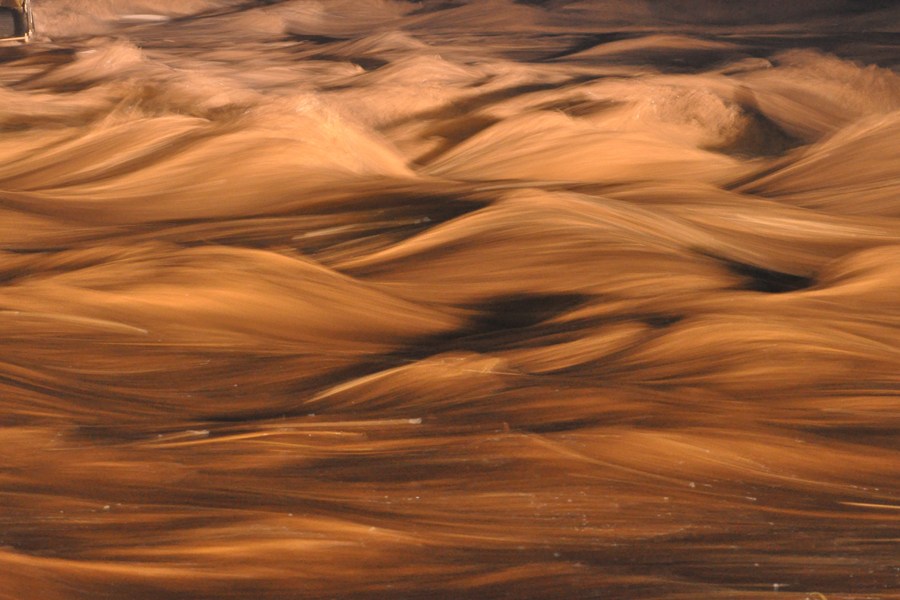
left=1, top=1, right=899, bottom=599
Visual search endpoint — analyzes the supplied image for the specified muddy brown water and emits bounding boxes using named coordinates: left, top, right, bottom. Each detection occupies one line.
left=0, top=1, right=898, bottom=598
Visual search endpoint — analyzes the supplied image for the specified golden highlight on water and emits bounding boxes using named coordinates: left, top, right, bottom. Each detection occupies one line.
left=1, top=1, right=898, bottom=598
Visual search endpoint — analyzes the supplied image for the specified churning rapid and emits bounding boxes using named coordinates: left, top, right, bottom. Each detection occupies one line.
left=1, top=1, right=899, bottom=598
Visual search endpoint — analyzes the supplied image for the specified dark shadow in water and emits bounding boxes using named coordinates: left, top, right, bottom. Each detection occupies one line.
left=320, top=55, right=389, bottom=70
left=465, top=293, right=590, bottom=332
left=388, top=295, right=682, bottom=359
left=288, top=34, right=348, bottom=45
left=725, top=260, right=815, bottom=293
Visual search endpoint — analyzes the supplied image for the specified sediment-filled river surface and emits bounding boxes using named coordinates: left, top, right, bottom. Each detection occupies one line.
left=1, top=1, right=899, bottom=598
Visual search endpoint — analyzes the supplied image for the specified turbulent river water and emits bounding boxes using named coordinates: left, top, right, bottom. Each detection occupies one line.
left=1, top=1, right=899, bottom=598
